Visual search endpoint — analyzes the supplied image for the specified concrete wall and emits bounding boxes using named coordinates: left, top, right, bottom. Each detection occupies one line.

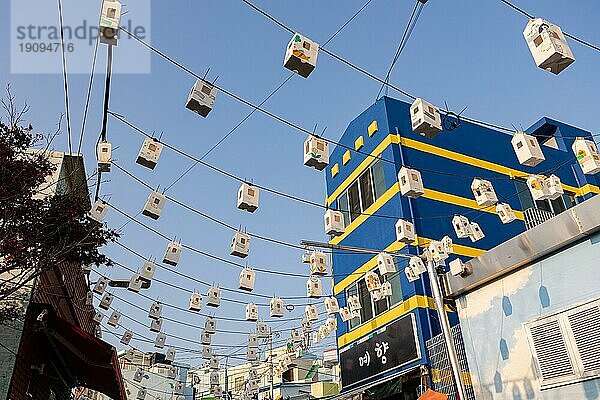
left=457, top=233, right=600, bottom=399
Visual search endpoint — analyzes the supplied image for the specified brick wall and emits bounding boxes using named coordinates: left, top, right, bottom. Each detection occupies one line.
left=5, top=261, right=97, bottom=400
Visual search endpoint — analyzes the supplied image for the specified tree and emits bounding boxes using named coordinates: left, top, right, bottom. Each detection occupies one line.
left=0, top=87, right=118, bottom=324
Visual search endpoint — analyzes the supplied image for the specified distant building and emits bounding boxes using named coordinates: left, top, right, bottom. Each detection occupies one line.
left=323, top=97, right=599, bottom=397
left=445, top=194, right=600, bottom=399
left=0, top=152, right=125, bottom=400
left=119, top=349, right=193, bottom=400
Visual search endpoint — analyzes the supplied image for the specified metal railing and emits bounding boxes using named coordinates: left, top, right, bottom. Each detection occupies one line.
left=523, top=207, right=555, bottom=230
left=425, top=325, right=476, bottom=400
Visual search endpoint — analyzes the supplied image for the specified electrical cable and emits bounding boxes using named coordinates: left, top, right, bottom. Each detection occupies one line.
left=56, top=0, right=73, bottom=154
left=377, top=0, right=423, bottom=99
left=499, top=0, right=600, bottom=53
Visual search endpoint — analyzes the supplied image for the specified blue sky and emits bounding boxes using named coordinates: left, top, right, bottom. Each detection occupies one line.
left=3, top=0, right=600, bottom=371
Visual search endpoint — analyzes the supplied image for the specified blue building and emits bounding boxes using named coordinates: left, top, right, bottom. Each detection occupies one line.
left=324, top=96, right=600, bottom=397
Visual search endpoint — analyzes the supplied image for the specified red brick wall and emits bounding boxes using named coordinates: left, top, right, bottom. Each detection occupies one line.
left=7, top=262, right=97, bottom=400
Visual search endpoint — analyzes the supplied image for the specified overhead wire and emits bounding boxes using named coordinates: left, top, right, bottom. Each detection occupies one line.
left=56, top=0, right=73, bottom=154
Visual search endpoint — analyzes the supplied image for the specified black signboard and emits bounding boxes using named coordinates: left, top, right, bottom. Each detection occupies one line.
left=340, top=313, right=421, bottom=388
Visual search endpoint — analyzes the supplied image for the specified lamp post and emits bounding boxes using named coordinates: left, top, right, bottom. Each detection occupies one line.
left=299, top=240, right=468, bottom=400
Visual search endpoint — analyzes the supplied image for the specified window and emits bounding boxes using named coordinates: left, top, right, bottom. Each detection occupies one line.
left=303, top=41, right=311, bottom=51
left=348, top=181, right=361, bottom=222
left=335, top=160, right=387, bottom=223
left=524, top=298, right=600, bottom=389
left=359, top=170, right=374, bottom=210
left=201, top=85, right=212, bottom=95
left=534, top=35, right=543, bottom=46
left=345, top=268, right=403, bottom=331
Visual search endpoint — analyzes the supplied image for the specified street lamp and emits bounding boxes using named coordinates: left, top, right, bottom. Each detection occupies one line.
left=300, top=240, right=468, bottom=400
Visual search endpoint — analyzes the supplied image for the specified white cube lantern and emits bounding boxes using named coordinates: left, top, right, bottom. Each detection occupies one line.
left=142, top=191, right=166, bottom=220
left=284, top=33, right=319, bottom=78
left=107, top=311, right=120, bottom=327
left=89, top=200, right=109, bottom=223
left=442, top=235, right=454, bottom=255
left=149, top=317, right=163, bottom=333
left=256, top=321, right=269, bottom=337
left=186, top=79, right=217, bottom=118
left=140, top=260, right=156, bottom=282
left=452, top=215, right=472, bottom=239
left=405, top=266, right=419, bottom=282
left=305, top=305, right=319, bottom=321
left=471, top=178, right=498, bottom=207
left=398, top=167, right=425, bottom=198
left=527, top=175, right=551, bottom=201
left=133, top=367, right=144, bottom=382
left=99, top=293, right=113, bottom=310
left=410, top=98, right=443, bottom=139
left=99, top=0, right=122, bottom=46
left=290, top=329, right=301, bottom=342
left=304, top=135, right=329, bottom=171
left=210, top=357, right=220, bottom=370
left=166, top=365, right=177, bottom=379
left=377, top=252, right=396, bottom=275
left=270, top=297, right=284, bottom=317
left=449, top=258, right=470, bottom=277
left=165, top=347, right=176, bottom=362
left=573, top=138, right=600, bottom=174
left=207, top=286, right=221, bottom=307
left=523, top=18, right=575, bottom=75
left=230, top=231, right=250, bottom=258
left=248, top=334, right=259, bottom=348
left=97, top=141, right=112, bottom=172
left=309, top=250, right=328, bottom=276
left=364, top=271, right=381, bottom=292
left=302, top=318, right=313, bottom=333
left=324, top=209, right=345, bottom=236
left=136, top=138, right=163, bottom=170
left=189, top=293, right=202, bottom=311
left=85, top=291, right=94, bottom=306
left=149, top=302, right=162, bottom=320
left=154, top=332, right=166, bottom=348
left=306, top=277, right=322, bottom=298
left=339, top=307, right=352, bottom=322
left=210, top=371, right=220, bottom=386
left=202, top=345, right=213, bottom=359
left=163, top=240, right=182, bottom=266
left=496, top=203, right=517, bottom=224
left=246, top=303, right=259, bottom=321
left=546, top=174, right=564, bottom=200
left=326, top=317, right=337, bottom=332
left=319, top=325, right=329, bottom=339
left=128, top=274, right=143, bottom=293
left=511, top=131, right=545, bottom=167
left=409, top=256, right=427, bottom=275
left=324, top=296, right=339, bottom=315
left=372, top=288, right=384, bottom=302
left=120, top=330, right=133, bottom=345
left=136, top=388, right=146, bottom=400
left=200, top=331, right=212, bottom=345
left=247, top=347, right=259, bottom=362
left=468, top=222, right=485, bottom=242
left=237, top=183, right=259, bottom=213
left=239, top=267, right=255, bottom=291
left=213, top=386, right=223, bottom=398
left=381, top=281, right=393, bottom=297
left=428, top=240, right=449, bottom=263
left=395, top=219, right=415, bottom=244
left=347, top=295, right=361, bottom=312
left=205, top=317, right=217, bottom=334
left=93, top=277, right=108, bottom=294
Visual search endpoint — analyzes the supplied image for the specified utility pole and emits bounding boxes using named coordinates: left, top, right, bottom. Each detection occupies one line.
left=225, top=356, right=229, bottom=400
left=300, top=240, right=468, bottom=400
left=269, top=327, right=274, bottom=400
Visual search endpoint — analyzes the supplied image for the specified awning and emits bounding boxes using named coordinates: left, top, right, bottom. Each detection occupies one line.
left=40, top=306, right=126, bottom=400
left=330, top=366, right=419, bottom=400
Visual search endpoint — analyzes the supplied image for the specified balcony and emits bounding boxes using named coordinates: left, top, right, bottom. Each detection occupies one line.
left=523, top=207, right=555, bottom=230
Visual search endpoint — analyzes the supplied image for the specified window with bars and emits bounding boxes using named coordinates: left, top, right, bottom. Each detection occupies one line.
left=524, top=298, right=600, bottom=389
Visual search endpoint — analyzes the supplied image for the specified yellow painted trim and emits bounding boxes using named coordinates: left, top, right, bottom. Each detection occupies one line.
left=342, top=150, right=351, bottom=165
left=326, top=134, right=399, bottom=206
left=354, top=135, right=364, bottom=151
left=331, top=163, right=339, bottom=178
left=368, top=120, right=378, bottom=137
left=431, top=369, right=473, bottom=386
left=337, top=295, right=452, bottom=348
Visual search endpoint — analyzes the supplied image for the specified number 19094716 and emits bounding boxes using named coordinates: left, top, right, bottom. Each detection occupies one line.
left=18, top=42, right=74, bottom=52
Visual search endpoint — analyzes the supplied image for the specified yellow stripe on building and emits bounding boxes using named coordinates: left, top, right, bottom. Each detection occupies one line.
left=337, top=295, right=452, bottom=348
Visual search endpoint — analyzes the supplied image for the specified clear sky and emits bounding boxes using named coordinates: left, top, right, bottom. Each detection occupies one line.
left=3, top=0, right=600, bottom=374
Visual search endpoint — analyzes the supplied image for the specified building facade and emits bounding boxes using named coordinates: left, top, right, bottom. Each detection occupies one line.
left=445, top=194, right=600, bottom=399
left=324, top=97, right=600, bottom=396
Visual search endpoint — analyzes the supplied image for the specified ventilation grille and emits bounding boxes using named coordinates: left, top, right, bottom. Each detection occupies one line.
left=530, top=319, right=575, bottom=380
left=568, top=306, right=600, bottom=373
